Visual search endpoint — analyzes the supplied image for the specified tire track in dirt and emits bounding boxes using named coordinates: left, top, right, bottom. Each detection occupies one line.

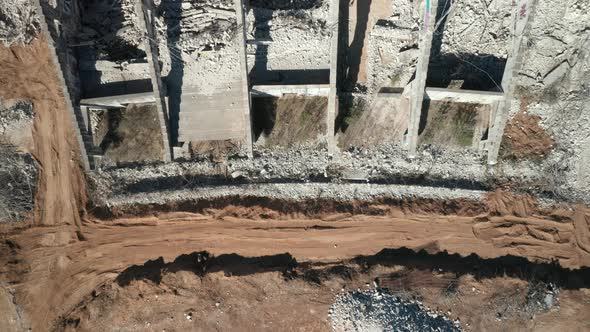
left=3, top=207, right=590, bottom=331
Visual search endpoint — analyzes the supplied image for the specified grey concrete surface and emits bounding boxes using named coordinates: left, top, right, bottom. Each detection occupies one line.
left=251, top=84, right=330, bottom=97
left=137, top=0, right=172, bottom=162
left=407, top=0, right=438, bottom=159
left=425, top=88, right=504, bottom=104
left=487, top=0, right=537, bottom=165
left=327, top=0, right=340, bottom=153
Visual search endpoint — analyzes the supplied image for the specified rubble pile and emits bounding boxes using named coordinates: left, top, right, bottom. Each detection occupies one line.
left=246, top=1, right=331, bottom=73
left=78, top=0, right=145, bottom=61
left=439, top=0, right=512, bottom=58
left=0, top=0, right=41, bottom=46
left=0, top=101, right=34, bottom=137
left=330, top=290, right=462, bottom=332
left=155, top=0, right=237, bottom=54
left=366, top=0, right=421, bottom=92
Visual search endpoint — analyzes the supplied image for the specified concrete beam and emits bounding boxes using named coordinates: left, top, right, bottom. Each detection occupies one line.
left=487, top=0, right=536, bottom=165
left=235, top=0, right=254, bottom=157
left=407, top=0, right=438, bottom=158
left=80, top=92, right=156, bottom=108
left=137, top=0, right=172, bottom=162
left=246, top=39, right=273, bottom=46
left=251, top=84, right=330, bottom=97
left=32, top=0, right=90, bottom=170
left=326, top=0, right=340, bottom=153
left=425, top=88, right=505, bottom=104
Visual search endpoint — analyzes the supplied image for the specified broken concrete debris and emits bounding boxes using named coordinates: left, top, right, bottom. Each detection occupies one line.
left=155, top=0, right=237, bottom=54
left=0, top=0, right=41, bottom=46
left=330, top=289, right=462, bottom=332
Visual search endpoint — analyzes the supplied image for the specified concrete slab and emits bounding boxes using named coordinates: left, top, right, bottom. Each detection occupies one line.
left=326, top=0, right=340, bottom=153
left=251, top=84, right=330, bottom=97
left=407, top=0, right=438, bottom=158
left=425, top=88, right=505, bottom=104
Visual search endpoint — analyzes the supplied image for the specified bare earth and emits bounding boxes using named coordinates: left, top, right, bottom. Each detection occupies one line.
left=1, top=199, right=590, bottom=331
left=0, top=36, right=86, bottom=227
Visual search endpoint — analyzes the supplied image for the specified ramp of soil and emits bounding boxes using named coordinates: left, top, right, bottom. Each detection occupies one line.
left=0, top=36, right=86, bottom=226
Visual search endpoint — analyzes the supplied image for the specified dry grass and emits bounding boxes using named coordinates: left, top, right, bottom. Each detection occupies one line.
left=252, top=96, right=327, bottom=147
left=419, top=101, right=482, bottom=149
left=101, top=103, right=165, bottom=164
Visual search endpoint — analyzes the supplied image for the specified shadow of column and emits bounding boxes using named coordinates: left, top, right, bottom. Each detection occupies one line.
left=158, top=0, right=184, bottom=146
left=251, top=7, right=274, bottom=83
left=344, top=0, right=371, bottom=92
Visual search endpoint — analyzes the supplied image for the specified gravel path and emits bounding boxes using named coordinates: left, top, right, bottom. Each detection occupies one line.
left=330, top=290, right=462, bottom=332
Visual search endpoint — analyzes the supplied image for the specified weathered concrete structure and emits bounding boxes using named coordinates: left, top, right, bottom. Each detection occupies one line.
left=487, top=0, right=537, bottom=165
left=251, top=85, right=330, bottom=97
left=137, top=0, right=172, bottom=162
left=42, top=0, right=536, bottom=169
left=407, top=0, right=438, bottom=159
left=326, top=0, right=340, bottom=153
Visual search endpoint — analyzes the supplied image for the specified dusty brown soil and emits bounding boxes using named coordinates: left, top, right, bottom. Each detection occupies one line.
left=1, top=33, right=589, bottom=332
left=101, top=103, right=165, bottom=164
left=1, top=198, right=590, bottom=331
left=0, top=36, right=86, bottom=226
left=500, top=110, right=554, bottom=160
left=55, top=258, right=590, bottom=332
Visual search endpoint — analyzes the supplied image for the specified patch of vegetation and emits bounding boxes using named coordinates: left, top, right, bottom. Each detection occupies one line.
left=420, top=102, right=478, bottom=148
left=342, top=98, right=367, bottom=129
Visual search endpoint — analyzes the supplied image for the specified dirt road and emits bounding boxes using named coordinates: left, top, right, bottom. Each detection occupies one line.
left=2, top=204, right=589, bottom=331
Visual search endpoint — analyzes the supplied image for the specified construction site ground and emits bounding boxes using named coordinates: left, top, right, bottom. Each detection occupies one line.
left=1, top=0, right=590, bottom=331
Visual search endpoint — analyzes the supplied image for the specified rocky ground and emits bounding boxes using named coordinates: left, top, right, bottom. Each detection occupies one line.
left=246, top=0, right=331, bottom=79
left=0, top=0, right=40, bottom=46
left=330, top=290, right=462, bottom=331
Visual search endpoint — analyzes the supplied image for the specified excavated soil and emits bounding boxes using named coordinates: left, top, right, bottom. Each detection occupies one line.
left=0, top=35, right=87, bottom=226
left=500, top=111, right=554, bottom=160
left=1, top=197, right=590, bottom=331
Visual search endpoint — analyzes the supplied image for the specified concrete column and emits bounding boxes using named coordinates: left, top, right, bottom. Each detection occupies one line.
left=137, top=0, right=172, bottom=162
left=487, top=0, right=536, bottom=165
left=407, top=0, right=438, bottom=158
left=326, top=0, right=340, bottom=154
left=235, top=0, right=254, bottom=157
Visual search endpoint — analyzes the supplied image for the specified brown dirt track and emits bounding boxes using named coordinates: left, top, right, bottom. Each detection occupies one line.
left=1, top=202, right=590, bottom=331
